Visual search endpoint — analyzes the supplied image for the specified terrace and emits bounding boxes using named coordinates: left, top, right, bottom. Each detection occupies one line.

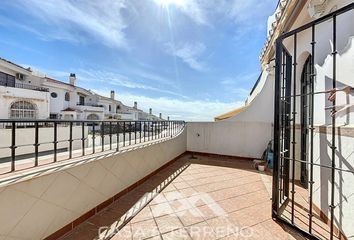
left=0, top=118, right=341, bottom=240
left=1, top=3, right=354, bottom=240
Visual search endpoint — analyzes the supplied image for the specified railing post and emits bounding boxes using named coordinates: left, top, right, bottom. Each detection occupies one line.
left=101, top=121, right=104, bottom=152
left=82, top=122, right=85, bottom=156
left=92, top=122, right=96, bottom=154
left=155, top=121, right=157, bottom=139
left=34, top=122, right=39, bottom=166
left=10, top=122, right=16, bottom=172
left=272, top=38, right=282, bottom=218
left=69, top=122, right=73, bottom=159
left=109, top=121, right=112, bottom=150
left=143, top=122, right=145, bottom=142
left=54, top=122, right=57, bottom=162
left=140, top=121, right=142, bottom=143
left=116, top=121, right=120, bottom=151
left=129, top=122, right=132, bottom=145
left=123, top=121, right=126, bottom=147
left=135, top=121, right=137, bottom=144
left=330, top=14, right=337, bottom=240
left=148, top=121, right=150, bottom=140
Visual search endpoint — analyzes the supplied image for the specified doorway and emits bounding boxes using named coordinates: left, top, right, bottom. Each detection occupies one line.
left=300, top=56, right=312, bottom=189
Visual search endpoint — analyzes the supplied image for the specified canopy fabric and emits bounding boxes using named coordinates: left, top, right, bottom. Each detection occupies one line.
left=214, top=105, right=246, bottom=121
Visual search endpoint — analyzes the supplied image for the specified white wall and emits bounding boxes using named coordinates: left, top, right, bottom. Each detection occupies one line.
left=0, top=128, right=186, bottom=240
left=227, top=68, right=274, bottom=124
left=312, top=131, right=354, bottom=239
left=0, top=86, right=50, bottom=119
left=187, top=121, right=272, bottom=159
left=0, top=126, right=87, bottom=158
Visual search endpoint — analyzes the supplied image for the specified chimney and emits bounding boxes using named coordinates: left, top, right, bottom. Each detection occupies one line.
left=149, top=108, right=152, bottom=115
left=167, top=116, right=170, bottom=121
left=110, top=90, right=115, bottom=99
left=134, top=101, right=137, bottom=109
left=159, top=113, right=162, bottom=119
left=69, top=73, right=76, bottom=86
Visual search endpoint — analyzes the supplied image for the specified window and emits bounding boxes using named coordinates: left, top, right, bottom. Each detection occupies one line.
left=10, top=100, right=37, bottom=119
left=109, top=105, right=111, bottom=112
left=51, top=92, right=58, bottom=98
left=79, top=96, right=85, bottom=105
left=0, top=72, right=15, bottom=87
left=50, top=113, right=58, bottom=119
left=65, top=92, right=70, bottom=101
left=87, top=114, right=99, bottom=120
left=63, top=114, right=74, bottom=120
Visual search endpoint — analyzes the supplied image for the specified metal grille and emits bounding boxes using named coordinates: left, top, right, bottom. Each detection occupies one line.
left=272, top=3, right=354, bottom=240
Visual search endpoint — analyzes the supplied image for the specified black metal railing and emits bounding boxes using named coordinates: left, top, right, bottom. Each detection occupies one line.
left=76, top=102, right=104, bottom=107
left=0, top=80, right=49, bottom=92
left=272, top=3, right=354, bottom=240
left=0, top=119, right=185, bottom=174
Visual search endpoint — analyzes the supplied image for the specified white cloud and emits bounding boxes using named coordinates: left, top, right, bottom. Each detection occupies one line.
left=92, top=90, right=243, bottom=121
left=166, top=42, right=206, bottom=71
left=8, top=0, right=127, bottom=48
left=153, top=0, right=208, bottom=25
left=74, top=68, right=188, bottom=98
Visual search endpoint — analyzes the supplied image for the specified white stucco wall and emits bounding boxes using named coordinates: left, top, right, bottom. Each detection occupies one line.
left=0, top=128, right=186, bottom=240
left=0, top=86, right=50, bottom=119
left=312, top=131, right=354, bottom=239
left=0, top=126, right=87, bottom=159
left=187, top=121, right=272, bottom=159
left=227, top=68, right=274, bottom=124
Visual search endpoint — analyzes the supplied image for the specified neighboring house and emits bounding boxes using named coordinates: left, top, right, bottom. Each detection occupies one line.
left=215, top=0, right=354, bottom=238
left=0, top=58, right=50, bottom=120
left=0, top=58, right=161, bottom=121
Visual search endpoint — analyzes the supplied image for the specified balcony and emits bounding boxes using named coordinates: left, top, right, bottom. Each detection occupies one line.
left=76, top=102, right=105, bottom=112
left=0, top=80, right=49, bottom=92
left=0, top=119, right=343, bottom=240
left=77, top=102, right=104, bottom=108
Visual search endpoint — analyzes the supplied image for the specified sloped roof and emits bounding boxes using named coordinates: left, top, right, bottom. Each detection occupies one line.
left=214, top=105, right=247, bottom=121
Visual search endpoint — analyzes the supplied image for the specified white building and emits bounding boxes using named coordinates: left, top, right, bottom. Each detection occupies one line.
left=0, top=58, right=50, bottom=120
left=0, top=59, right=160, bottom=121
left=215, top=0, right=354, bottom=238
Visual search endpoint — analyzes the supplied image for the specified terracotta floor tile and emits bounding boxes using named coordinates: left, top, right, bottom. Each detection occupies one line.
left=131, top=219, right=159, bottom=239
left=110, top=224, right=133, bottom=240
left=196, top=203, right=227, bottom=220
left=150, top=202, right=174, bottom=218
left=186, top=222, right=216, bottom=240
left=130, top=207, right=154, bottom=223
left=161, top=228, right=192, bottom=240
left=59, top=154, right=332, bottom=240
left=155, top=214, right=184, bottom=234
left=169, top=198, right=193, bottom=212
left=206, top=216, right=238, bottom=239
left=173, top=181, right=191, bottom=190
left=176, top=209, right=205, bottom=227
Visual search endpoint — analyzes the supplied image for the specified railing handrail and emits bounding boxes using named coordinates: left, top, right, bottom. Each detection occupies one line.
left=0, top=119, right=185, bottom=175
left=0, top=119, right=183, bottom=123
left=0, top=80, right=49, bottom=92
left=76, top=102, right=104, bottom=107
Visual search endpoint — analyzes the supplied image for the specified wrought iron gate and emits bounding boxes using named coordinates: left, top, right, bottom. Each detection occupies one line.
left=272, top=3, right=354, bottom=240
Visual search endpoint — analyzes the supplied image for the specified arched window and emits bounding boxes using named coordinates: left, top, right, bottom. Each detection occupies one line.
left=87, top=114, right=99, bottom=120
left=65, top=92, right=70, bottom=101
left=10, top=100, right=37, bottom=119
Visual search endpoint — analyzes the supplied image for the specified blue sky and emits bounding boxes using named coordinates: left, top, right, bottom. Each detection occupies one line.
left=0, top=0, right=277, bottom=121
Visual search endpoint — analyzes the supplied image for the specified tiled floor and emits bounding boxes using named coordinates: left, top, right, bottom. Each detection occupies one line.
left=280, top=183, right=340, bottom=240
left=59, top=154, right=308, bottom=240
